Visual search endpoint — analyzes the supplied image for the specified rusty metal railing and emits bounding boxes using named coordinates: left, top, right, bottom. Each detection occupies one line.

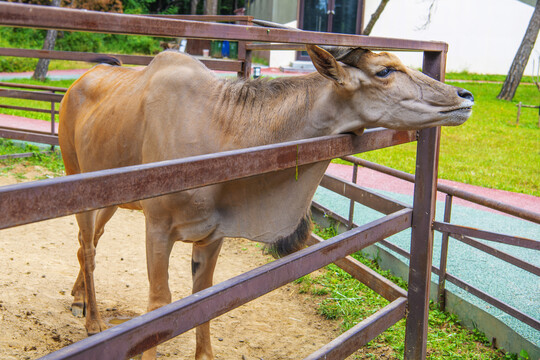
left=0, top=3, right=449, bottom=359
left=336, top=155, right=540, bottom=333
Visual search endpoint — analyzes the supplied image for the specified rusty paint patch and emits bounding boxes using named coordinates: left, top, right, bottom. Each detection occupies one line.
left=126, top=330, right=173, bottom=358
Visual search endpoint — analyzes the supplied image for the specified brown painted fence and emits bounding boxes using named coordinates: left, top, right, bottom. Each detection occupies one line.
left=1, top=3, right=448, bottom=359
left=322, top=156, right=540, bottom=333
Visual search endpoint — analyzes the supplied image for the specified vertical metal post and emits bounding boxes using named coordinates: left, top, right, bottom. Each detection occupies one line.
left=347, top=163, right=358, bottom=229
left=50, top=93, right=56, bottom=150
left=50, top=99, right=56, bottom=134
left=236, top=18, right=253, bottom=79
left=437, top=194, right=453, bottom=310
left=404, top=50, right=446, bottom=360
left=516, top=101, right=521, bottom=126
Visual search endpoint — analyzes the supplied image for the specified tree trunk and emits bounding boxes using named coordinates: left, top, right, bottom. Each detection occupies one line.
left=362, top=0, right=389, bottom=36
left=497, top=1, right=540, bottom=100
left=32, top=0, right=61, bottom=81
left=204, top=0, right=218, bottom=15
left=191, top=0, right=200, bottom=14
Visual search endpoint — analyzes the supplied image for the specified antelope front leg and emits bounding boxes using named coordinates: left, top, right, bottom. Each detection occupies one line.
left=141, top=225, right=175, bottom=360
left=192, top=239, right=223, bottom=360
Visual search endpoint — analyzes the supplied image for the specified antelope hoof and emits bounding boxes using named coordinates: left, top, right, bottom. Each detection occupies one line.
left=71, top=302, right=86, bottom=318
left=86, top=319, right=108, bottom=335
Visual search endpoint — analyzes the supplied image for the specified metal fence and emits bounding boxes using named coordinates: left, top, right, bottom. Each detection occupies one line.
left=1, top=3, right=449, bottom=359
left=323, top=155, right=540, bottom=334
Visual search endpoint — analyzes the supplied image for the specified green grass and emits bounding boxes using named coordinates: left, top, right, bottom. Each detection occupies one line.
left=297, top=223, right=525, bottom=359
left=335, top=80, right=539, bottom=196
left=0, top=138, right=64, bottom=179
left=445, top=71, right=536, bottom=84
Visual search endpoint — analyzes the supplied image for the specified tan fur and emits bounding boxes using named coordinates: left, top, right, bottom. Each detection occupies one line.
left=59, top=46, right=472, bottom=359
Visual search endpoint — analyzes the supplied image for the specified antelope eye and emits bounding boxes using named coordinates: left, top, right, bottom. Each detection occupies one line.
left=376, top=68, right=394, bottom=78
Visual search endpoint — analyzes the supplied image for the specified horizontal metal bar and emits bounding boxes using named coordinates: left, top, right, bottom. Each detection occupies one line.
left=451, top=233, right=539, bottom=276
left=39, top=209, right=412, bottom=360
left=379, top=239, right=411, bottom=260
left=0, top=47, right=243, bottom=71
left=433, top=222, right=539, bottom=250
left=444, top=272, right=540, bottom=331
left=0, top=3, right=447, bottom=51
left=0, top=104, right=58, bottom=114
left=304, top=297, right=407, bottom=360
left=0, top=80, right=67, bottom=92
left=320, top=173, right=409, bottom=215
left=307, top=233, right=408, bottom=301
left=147, top=14, right=254, bottom=22
left=342, top=156, right=540, bottom=224
left=0, top=151, right=34, bottom=159
left=312, top=201, right=353, bottom=228
left=0, top=88, right=64, bottom=102
left=0, top=150, right=52, bottom=160
left=456, top=233, right=540, bottom=276
left=0, top=129, right=413, bottom=230
left=246, top=43, right=305, bottom=51
left=0, top=128, right=59, bottom=145
left=377, top=239, right=540, bottom=332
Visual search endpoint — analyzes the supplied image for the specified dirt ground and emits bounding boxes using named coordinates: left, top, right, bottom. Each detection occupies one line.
left=0, top=167, right=344, bottom=360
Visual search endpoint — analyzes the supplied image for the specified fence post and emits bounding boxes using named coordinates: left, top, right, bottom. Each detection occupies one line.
left=437, top=194, right=453, bottom=310
left=347, top=163, right=358, bottom=229
left=516, top=101, right=521, bottom=126
left=50, top=91, right=56, bottom=150
left=404, top=49, right=445, bottom=360
left=236, top=17, right=252, bottom=79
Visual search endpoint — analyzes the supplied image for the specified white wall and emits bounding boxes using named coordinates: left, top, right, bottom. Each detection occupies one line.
left=364, top=0, right=540, bottom=75
left=269, top=20, right=298, bottom=68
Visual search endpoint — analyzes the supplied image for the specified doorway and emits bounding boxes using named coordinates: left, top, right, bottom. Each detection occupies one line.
left=297, top=0, right=364, bottom=60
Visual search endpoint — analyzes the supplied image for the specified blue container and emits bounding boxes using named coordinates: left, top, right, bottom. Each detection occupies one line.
left=222, top=40, right=230, bottom=58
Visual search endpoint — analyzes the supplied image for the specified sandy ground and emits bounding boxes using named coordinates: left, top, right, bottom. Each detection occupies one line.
left=0, top=168, right=347, bottom=360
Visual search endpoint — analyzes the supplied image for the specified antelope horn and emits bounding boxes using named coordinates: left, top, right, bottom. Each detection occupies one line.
left=320, top=46, right=367, bottom=67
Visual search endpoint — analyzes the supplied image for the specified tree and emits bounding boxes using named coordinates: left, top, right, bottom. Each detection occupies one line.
left=191, top=0, right=199, bottom=14
left=32, top=0, right=61, bottom=81
left=497, top=1, right=540, bottom=101
left=362, top=0, right=389, bottom=36
left=204, top=0, right=217, bottom=15
left=25, top=0, right=123, bottom=81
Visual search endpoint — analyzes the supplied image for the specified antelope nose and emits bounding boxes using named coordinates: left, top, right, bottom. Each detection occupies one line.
left=457, top=88, right=474, bottom=102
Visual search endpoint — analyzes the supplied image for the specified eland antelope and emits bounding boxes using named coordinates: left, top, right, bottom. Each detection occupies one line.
left=59, top=45, right=473, bottom=359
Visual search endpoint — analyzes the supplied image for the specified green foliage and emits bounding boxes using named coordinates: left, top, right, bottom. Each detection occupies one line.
left=0, top=138, right=64, bottom=178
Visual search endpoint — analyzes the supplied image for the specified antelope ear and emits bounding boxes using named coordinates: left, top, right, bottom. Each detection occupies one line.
left=306, top=45, right=347, bottom=85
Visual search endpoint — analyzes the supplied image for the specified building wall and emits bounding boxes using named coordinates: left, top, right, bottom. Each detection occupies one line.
left=246, top=0, right=298, bottom=23
left=363, top=0, right=540, bottom=75
left=246, top=0, right=299, bottom=68
left=248, top=0, right=539, bottom=74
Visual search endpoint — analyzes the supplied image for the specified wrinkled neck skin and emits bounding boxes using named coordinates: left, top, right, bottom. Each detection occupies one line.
left=209, top=73, right=357, bottom=256
left=211, top=73, right=361, bottom=149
